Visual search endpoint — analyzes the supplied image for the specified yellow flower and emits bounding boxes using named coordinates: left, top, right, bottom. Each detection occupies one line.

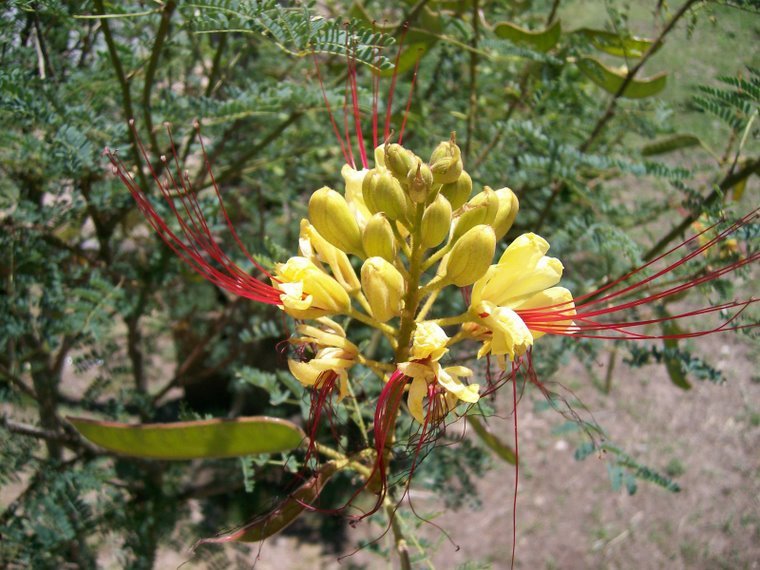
left=288, top=319, right=359, bottom=400
left=400, top=361, right=479, bottom=424
left=273, top=256, right=351, bottom=320
left=473, top=301, right=532, bottom=360
left=409, top=322, right=449, bottom=361
left=471, top=233, right=564, bottom=307
left=469, top=233, right=576, bottom=361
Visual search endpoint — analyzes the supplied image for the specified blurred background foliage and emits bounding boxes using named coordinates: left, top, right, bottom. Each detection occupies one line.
left=0, top=0, right=757, bottom=568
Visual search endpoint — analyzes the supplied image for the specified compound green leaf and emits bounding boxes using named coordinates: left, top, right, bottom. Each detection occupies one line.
left=69, top=416, right=305, bottom=459
left=577, top=57, right=667, bottom=99
left=196, top=461, right=340, bottom=543
left=494, top=19, right=561, bottom=53
left=574, top=27, right=661, bottom=58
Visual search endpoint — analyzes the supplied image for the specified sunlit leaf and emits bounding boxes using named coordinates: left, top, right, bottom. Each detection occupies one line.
left=577, top=56, right=667, bottom=99
left=69, top=416, right=305, bottom=459
left=493, top=19, right=561, bottom=53
left=196, top=460, right=340, bottom=543
left=574, top=27, right=660, bottom=58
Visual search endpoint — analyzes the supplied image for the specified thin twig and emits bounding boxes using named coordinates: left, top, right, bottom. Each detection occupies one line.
left=141, top=0, right=177, bottom=156
left=93, top=0, right=150, bottom=193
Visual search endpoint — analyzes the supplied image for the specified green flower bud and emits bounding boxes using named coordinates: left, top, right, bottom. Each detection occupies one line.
left=361, top=257, right=405, bottom=322
left=420, top=194, right=453, bottom=249
left=385, top=143, right=415, bottom=181
left=441, top=171, right=473, bottom=210
left=308, top=186, right=365, bottom=257
left=363, top=213, right=397, bottom=261
left=444, top=225, right=496, bottom=287
left=451, top=186, right=499, bottom=243
left=406, top=160, right=434, bottom=204
left=363, top=169, right=408, bottom=221
left=429, top=134, right=463, bottom=185
left=491, top=187, right=520, bottom=240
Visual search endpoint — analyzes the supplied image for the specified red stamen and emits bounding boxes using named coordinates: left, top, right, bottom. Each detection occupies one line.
left=346, top=37, right=368, bottom=169
left=105, top=123, right=282, bottom=305
left=312, top=52, right=351, bottom=166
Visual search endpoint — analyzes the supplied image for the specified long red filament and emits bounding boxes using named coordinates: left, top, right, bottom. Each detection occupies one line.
left=347, top=38, right=368, bottom=169
left=312, top=53, right=351, bottom=166
left=105, top=123, right=282, bottom=305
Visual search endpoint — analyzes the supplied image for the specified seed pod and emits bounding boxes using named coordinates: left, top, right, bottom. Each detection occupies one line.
left=444, top=225, right=496, bottom=287
left=429, top=135, right=463, bottom=185
left=451, top=186, right=499, bottom=243
left=361, top=257, right=405, bottom=322
left=441, top=171, right=473, bottom=210
left=406, top=160, right=434, bottom=204
left=491, top=187, right=520, bottom=240
left=308, top=187, right=365, bottom=257
left=420, top=194, right=452, bottom=249
left=385, top=143, right=415, bottom=181
left=363, top=213, right=397, bottom=261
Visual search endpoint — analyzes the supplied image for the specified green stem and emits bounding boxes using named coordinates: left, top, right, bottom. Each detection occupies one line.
left=394, top=203, right=426, bottom=362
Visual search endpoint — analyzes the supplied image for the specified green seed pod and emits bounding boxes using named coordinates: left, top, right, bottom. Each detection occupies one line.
left=308, top=186, right=365, bottom=257
left=361, top=257, right=405, bottom=322
left=385, top=143, right=415, bottom=181
left=491, top=187, right=520, bottom=240
left=441, top=171, right=473, bottom=210
left=429, top=135, right=463, bottom=185
left=362, top=213, right=397, bottom=261
left=451, top=186, right=499, bottom=243
left=406, top=160, right=434, bottom=204
left=444, top=225, right=496, bottom=287
left=420, top=194, right=453, bottom=249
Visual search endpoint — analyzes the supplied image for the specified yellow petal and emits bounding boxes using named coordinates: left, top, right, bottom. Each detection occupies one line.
left=408, top=375, right=428, bottom=424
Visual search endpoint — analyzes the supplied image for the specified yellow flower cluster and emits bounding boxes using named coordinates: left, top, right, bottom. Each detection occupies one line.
left=271, top=135, right=575, bottom=423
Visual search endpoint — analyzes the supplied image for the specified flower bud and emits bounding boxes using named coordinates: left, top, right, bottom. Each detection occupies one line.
left=385, top=143, right=415, bottom=181
left=406, top=160, right=434, bottom=204
left=420, top=194, right=452, bottom=249
left=274, top=256, right=351, bottom=319
left=441, top=171, right=473, bottom=210
left=444, top=225, right=496, bottom=287
left=451, top=186, right=499, bottom=243
left=360, top=257, right=405, bottom=322
left=362, top=213, right=397, bottom=261
left=429, top=134, right=463, bottom=185
left=491, top=187, right=520, bottom=240
left=363, top=169, right=408, bottom=220
left=308, top=186, right=365, bottom=257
